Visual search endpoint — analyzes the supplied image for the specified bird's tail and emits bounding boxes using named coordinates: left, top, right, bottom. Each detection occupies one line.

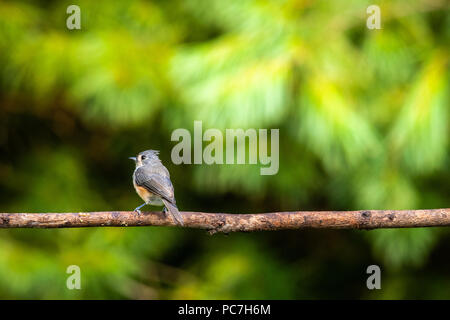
left=162, top=199, right=184, bottom=226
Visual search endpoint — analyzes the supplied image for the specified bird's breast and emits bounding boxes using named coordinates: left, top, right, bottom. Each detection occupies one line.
left=134, top=184, right=151, bottom=202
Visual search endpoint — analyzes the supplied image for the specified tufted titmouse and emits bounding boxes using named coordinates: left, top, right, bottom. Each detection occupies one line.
left=129, top=149, right=184, bottom=225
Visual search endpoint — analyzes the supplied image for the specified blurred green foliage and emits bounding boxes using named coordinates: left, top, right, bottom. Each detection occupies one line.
left=0, top=0, right=449, bottom=299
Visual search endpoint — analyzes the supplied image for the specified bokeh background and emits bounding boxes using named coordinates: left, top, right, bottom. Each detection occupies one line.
left=0, top=0, right=449, bottom=299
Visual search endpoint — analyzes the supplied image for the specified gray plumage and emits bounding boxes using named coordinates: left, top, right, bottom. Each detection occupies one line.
left=130, top=150, right=184, bottom=225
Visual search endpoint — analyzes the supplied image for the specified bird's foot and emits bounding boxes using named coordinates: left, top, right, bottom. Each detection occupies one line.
left=133, top=203, right=147, bottom=216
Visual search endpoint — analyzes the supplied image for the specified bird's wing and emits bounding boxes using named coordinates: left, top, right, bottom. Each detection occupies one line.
left=134, top=167, right=176, bottom=204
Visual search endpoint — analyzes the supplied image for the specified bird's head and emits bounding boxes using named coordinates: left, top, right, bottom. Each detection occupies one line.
left=129, top=149, right=160, bottom=167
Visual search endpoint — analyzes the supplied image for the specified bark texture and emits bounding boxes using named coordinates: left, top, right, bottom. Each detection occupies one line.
left=0, top=209, right=449, bottom=234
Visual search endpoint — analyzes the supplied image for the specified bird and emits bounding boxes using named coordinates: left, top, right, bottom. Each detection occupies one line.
left=129, top=149, right=184, bottom=225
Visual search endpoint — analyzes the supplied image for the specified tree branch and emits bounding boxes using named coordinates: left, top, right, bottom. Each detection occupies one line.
left=0, top=209, right=449, bottom=234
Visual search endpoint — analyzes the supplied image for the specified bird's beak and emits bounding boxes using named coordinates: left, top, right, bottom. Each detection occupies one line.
left=129, top=157, right=137, bottom=161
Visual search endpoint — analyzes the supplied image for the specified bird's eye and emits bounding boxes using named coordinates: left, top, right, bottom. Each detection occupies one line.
left=141, top=155, right=146, bottom=160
